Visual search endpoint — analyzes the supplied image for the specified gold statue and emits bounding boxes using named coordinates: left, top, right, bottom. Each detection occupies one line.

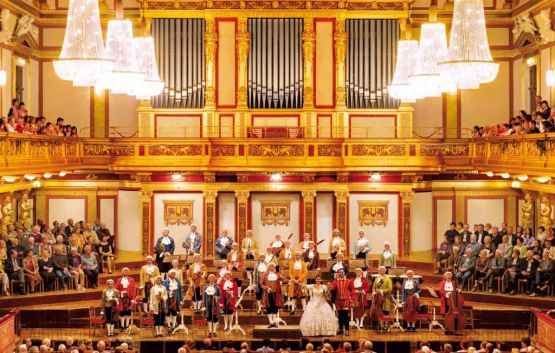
left=1, top=195, right=13, bottom=231
left=18, top=191, right=32, bottom=225
left=539, top=195, right=553, bottom=229
left=521, top=192, right=534, bottom=229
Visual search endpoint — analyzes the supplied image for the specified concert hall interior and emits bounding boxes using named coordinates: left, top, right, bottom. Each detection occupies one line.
left=1, top=0, right=555, bottom=352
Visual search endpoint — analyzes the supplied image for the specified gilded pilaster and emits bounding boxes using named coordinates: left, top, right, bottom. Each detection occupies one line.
left=334, top=18, right=347, bottom=109
left=204, top=16, right=217, bottom=109
left=302, top=19, right=315, bottom=109
left=237, top=17, right=250, bottom=109
left=0, top=193, right=13, bottom=231
left=235, top=191, right=250, bottom=245
left=203, top=191, right=218, bottom=257
left=141, top=190, right=153, bottom=256
left=17, top=190, right=33, bottom=226
left=301, top=191, right=316, bottom=237
left=400, top=191, right=413, bottom=257
left=334, top=191, right=349, bottom=245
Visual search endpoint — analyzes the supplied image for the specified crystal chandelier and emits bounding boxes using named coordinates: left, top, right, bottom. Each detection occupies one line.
left=53, top=0, right=113, bottom=86
left=388, top=40, right=422, bottom=103
left=409, top=23, right=456, bottom=98
left=129, top=37, right=164, bottom=99
left=439, top=0, right=499, bottom=89
left=95, top=12, right=144, bottom=94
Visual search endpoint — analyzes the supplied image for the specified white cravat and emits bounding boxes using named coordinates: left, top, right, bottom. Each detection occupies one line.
left=121, top=277, right=129, bottom=289
left=189, top=233, right=196, bottom=242
left=332, top=238, right=340, bottom=247
left=302, top=241, right=309, bottom=250
left=220, top=237, right=229, bottom=246
left=231, top=253, right=237, bottom=262
left=354, top=278, right=362, bottom=288
left=193, top=264, right=201, bottom=273
left=444, top=281, right=453, bottom=292
left=273, top=240, right=283, bottom=248
left=145, top=265, right=154, bottom=275
left=162, top=236, right=171, bottom=245
left=205, top=286, right=215, bottom=295
left=257, top=263, right=267, bottom=272
left=404, top=280, right=414, bottom=290
left=169, top=279, right=178, bottom=291
left=224, top=280, right=233, bottom=291
left=357, top=239, right=366, bottom=249
left=383, top=251, right=392, bottom=259
left=284, top=249, right=291, bottom=259
left=308, top=251, right=315, bottom=259
left=247, top=239, right=252, bottom=247
left=294, top=260, right=301, bottom=270
left=333, top=262, right=343, bottom=271
left=268, top=272, right=278, bottom=281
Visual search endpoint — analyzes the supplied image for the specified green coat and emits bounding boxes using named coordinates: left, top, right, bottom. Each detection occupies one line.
left=371, top=275, right=393, bottom=311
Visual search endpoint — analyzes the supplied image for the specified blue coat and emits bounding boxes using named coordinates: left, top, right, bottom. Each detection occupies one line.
left=162, top=278, right=183, bottom=309
left=155, top=236, right=175, bottom=256
left=401, top=279, right=420, bottom=303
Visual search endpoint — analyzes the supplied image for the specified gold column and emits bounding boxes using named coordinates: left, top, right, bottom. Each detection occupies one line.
left=0, top=192, right=13, bottom=232
left=301, top=191, right=316, bottom=237
left=235, top=191, right=250, bottom=246
left=444, top=92, right=460, bottom=138
left=302, top=19, right=315, bottom=109
left=400, top=192, right=413, bottom=257
left=334, top=18, right=347, bottom=109
left=334, top=191, right=349, bottom=245
left=141, top=191, right=153, bottom=256
left=204, top=16, right=218, bottom=137
left=91, top=90, right=108, bottom=138
left=203, top=191, right=218, bottom=257
left=237, top=17, right=250, bottom=109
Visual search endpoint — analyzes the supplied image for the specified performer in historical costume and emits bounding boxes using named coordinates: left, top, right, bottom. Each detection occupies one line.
left=439, top=271, right=459, bottom=315
left=170, top=259, right=184, bottom=284
left=227, top=243, right=244, bottom=272
left=329, top=229, right=346, bottom=260
left=203, top=274, right=222, bottom=336
left=354, top=230, right=371, bottom=276
left=299, top=233, right=312, bottom=252
left=254, top=253, right=268, bottom=314
left=154, top=229, right=175, bottom=274
left=163, top=269, right=183, bottom=330
left=303, top=241, right=320, bottom=271
left=140, top=255, right=160, bottom=314
left=149, top=275, right=168, bottom=337
left=261, top=262, right=287, bottom=328
left=288, top=251, right=307, bottom=313
left=401, top=270, right=420, bottom=331
left=219, top=270, right=238, bottom=332
left=350, top=268, right=369, bottom=328
left=215, top=230, right=234, bottom=260
left=101, top=279, right=119, bottom=337
left=299, top=275, right=338, bottom=336
left=330, top=252, right=349, bottom=279
left=116, top=267, right=137, bottom=331
left=183, top=223, right=202, bottom=257
left=270, top=234, right=284, bottom=257
left=280, top=240, right=294, bottom=264
left=379, top=241, right=396, bottom=272
left=371, top=266, right=393, bottom=316
left=241, top=229, right=258, bottom=260
left=216, top=259, right=230, bottom=283
left=331, top=268, right=353, bottom=335
left=187, top=253, right=207, bottom=312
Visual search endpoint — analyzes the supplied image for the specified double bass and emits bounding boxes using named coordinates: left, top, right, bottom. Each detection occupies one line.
left=369, top=278, right=385, bottom=326
left=444, top=288, right=467, bottom=332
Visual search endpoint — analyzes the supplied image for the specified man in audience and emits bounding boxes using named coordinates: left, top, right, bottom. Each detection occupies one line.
left=514, top=250, right=540, bottom=294
left=52, top=247, right=72, bottom=289
left=64, top=219, right=75, bottom=237
left=81, top=245, right=99, bottom=288
left=531, top=249, right=554, bottom=296
left=474, top=224, right=487, bottom=243
left=445, top=222, right=459, bottom=244
left=497, top=235, right=514, bottom=260
left=490, top=227, right=503, bottom=247
left=459, top=224, right=472, bottom=244
left=484, top=249, right=506, bottom=293
left=456, top=248, right=476, bottom=289
left=466, top=234, right=482, bottom=257
left=472, top=250, right=490, bottom=291
left=5, top=249, right=26, bottom=294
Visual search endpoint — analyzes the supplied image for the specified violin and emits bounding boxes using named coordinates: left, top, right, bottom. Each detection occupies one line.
left=444, top=286, right=467, bottom=332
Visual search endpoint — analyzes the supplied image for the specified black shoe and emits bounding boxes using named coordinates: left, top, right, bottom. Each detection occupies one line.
left=337, top=330, right=344, bottom=335
left=509, top=290, right=516, bottom=295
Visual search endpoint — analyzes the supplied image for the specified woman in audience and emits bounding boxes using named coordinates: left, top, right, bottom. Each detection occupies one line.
left=514, top=237, right=527, bottom=258
left=515, top=226, right=525, bottom=240
left=68, top=236, right=81, bottom=255
left=545, top=228, right=555, bottom=246
left=23, top=249, right=43, bottom=293
left=522, top=227, right=535, bottom=247
left=38, top=249, right=57, bottom=291
left=536, top=226, right=546, bottom=244
left=98, top=235, right=115, bottom=274
left=53, top=235, right=68, bottom=255
left=481, top=236, right=495, bottom=258
left=0, top=240, right=7, bottom=261
left=68, top=248, right=86, bottom=290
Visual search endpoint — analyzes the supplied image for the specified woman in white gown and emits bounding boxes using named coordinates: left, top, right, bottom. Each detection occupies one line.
left=299, top=275, right=338, bottom=336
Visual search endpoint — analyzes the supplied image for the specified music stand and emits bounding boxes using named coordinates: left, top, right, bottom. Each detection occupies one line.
left=172, top=304, right=190, bottom=335
left=243, top=260, right=258, bottom=296
left=388, top=291, right=404, bottom=332
left=425, top=286, right=445, bottom=330
left=227, top=295, right=246, bottom=336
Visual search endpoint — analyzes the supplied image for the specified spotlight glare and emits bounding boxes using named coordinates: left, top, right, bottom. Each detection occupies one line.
left=516, top=175, right=528, bottom=181
left=1, top=176, right=16, bottom=183
left=171, top=173, right=184, bottom=181
left=270, top=173, right=283, bottom=182
left=485, top=171, right=494, bottom=177
left=499, top=173, right=510, bottom=179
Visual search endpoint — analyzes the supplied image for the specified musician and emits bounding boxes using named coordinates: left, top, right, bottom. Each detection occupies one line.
left=455, top=248, right=476, bottom=289
left=254, top=253, right=268, bottom=314
left=264, top=246, right=279, bottom=269
left=532, top=250, right=555, bottom=296
left=299, top=233, right=312, bottom=252
left=288, top=251, right=308, bottom=313
left=183, top=224, right=202, bottom=256
left=329, top=229, right=346, bottom=260
left=163, top=269, right=183, bottom=330
left=379, top=241, right=396, bottom=272
left=371, top=266, right=393, bottom=316
left=241, top=230, right=258, bottom=260
left=439, top=271, right=459, bottom=315
left=350, top=268, right=369, bottom=328
left=187, top=253, right=207, bottom=312
left=170, top=259, right=184, bottom=284
left=303, top=241, right=320, bottom=270
left=503, top=250, right=524, bottom=295
left=471, top=250, right=490, bottom=291
left=203, top=274, right=221, bottom=337
left=401, top=270, right=420, bottom=331
left=116, top=267, right=137, bottom=331
left=354, top=230, right=371, bottom=276
left=331, top=268, right=353, bottom=336
left=154, top=229, right=175, bottom=274
left=330, top=253, right=349, bottom=279
left=149, top=275, right=168, bottom=337
left=139, top=256, right=160, bottom=313
left=510, top=250, right=539, bottom=295
left=227, top=243, right=244, bottom=272
left=215, top=230, right=234, bottom=260
left=262, top=262, right=287, bottom=328
left=101, top=279, right=119, bottom=337
left=219, top=270, right=239, bottom=332
left=435, top=235, right=452, bottom=273
left=484, top=249, right=506, bottom=293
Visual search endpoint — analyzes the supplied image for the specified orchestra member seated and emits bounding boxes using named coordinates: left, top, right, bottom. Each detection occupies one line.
left=328, top=229, right=346, bottom=260
left=484, top=249, right=506, bottom=293
left=455, top=248, right=476, bottom=289
left=241, top=230, right=258, bottom=260
left=299, top=233, right=312, bottom=253
left=270, top=234, right=284, bottom=257
left=435, top=235, right=452, bottom=273
left=279, top=240, right=294, bottom=264
left=379, top=241, right=396, bottom=272
left=471, top=250, right=490, bottom=291
left=330, top=253, right=349, bottom=279
left=303, top=241, right=319, bottom=270
left=227, top=243, right=244, bottom=272
left=531, top=249, right=555, bottom=296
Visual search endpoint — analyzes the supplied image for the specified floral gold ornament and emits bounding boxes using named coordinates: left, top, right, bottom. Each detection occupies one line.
left=163, top=200, right=194, bottom=226
left=358, top=200, right=389, bottom=226
left=261, top=201, right=291, bottom=226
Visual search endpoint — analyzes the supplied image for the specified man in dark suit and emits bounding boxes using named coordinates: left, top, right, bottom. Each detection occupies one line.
left=330, top=252, right=349, bottom=279
left=4, top=250, right=26, bottom=294
left=474, top=224, right=488, bottom=244
left=444, top=222, right=459, bottom=244
left=513, top=250, right=540, bottom=294
left=531, top=250, right=555, bottom=296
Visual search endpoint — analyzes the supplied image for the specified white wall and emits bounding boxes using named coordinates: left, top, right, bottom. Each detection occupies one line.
left=117, top=190, right=141, bottom=252
left=413, top=97, right=442, bottom=137
left=48, top=198, right=86, bottom=225
left=250, top=193, right=300, bottom=251
left=218, top=192, right=236, bottom=239
left=153, top=192, right=204, bottom=255
left=466, top=198, right=505, bottom=228
left=513, top=59, right=523, bottom=115
left=2, top=49, right=11, bottom=115
left=435, top=199, right=453, bottom=248
left=30, top=59, right=39, bottom=116
left=99, top=198, right=115, bottom=234
left=316, top=193, right=334, bottom=253
left=109, top=94, right=139, bottom=135
left=348, top=193, right=399, bottom=255
left=412, top=192, right=432, bottom=252
left=540, top=48, right=551, bottom=103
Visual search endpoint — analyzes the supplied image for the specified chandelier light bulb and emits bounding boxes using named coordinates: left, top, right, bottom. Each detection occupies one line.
left=43, top=172, right=53, bottom=179
left=24, top=174, right=37, bottom=181
left=535, top=176, right=551, bottom=184
left=499, top=173, right=510, bottom=179
left=58, top=171, right=68, bottom=177
left=485, top=171, right=494, bottom=177
left=1, top=176, right=16, bottom=183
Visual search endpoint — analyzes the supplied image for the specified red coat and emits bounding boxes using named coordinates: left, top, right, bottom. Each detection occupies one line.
left=349, top=277, right=369, bottom=307
left=116, top=276, right=137, bottom=312
left=261, top=272, right=285, bottom=308
left=331, top=277, right=353, bottom=309
left=438, top=279, right=457, bottom=314
left=219, top=279, right=238, bottom=311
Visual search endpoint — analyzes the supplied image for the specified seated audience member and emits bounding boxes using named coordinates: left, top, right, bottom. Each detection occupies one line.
left=466, top=234, right=482, bottom=257
left=456, top=248, right=476, bottom=289
left=22, top=249, right=43, bottom=293
left=0, top=256, right=9, bottom=295
left=67, top=250, right=84, bottom=290
left=531, top=249, right=554, bottom=296
left=472, top=250, right=490, bottom=291
left=497, top=235, right=514, bottom=261
left=459, top=224, right=472, bottom=244
left=435, top=234, right=452, bottom=273
left=81, top=245, right=99, bottom=288
left=38, top=249, right=56, bottom=291
left=446, top=246, right=461, bottom=273
left=481, top=235, right=495, bottom=258
left=484, top=249, right=506, bottom=293
left=514, top=237, right=527, bottom=258
left=52, top=247, right=72, bottom=289
left=98, top=235, right=115, bottom=274
left=5, top=249, right=26, bottom=294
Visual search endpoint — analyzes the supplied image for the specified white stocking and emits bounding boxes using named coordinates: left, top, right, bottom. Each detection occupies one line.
left=165, top=316, right=171, bottom=327
left=268, top=314, right=273, bottom=325
left=126, top=316, right=132, bottom=328
left=143, top=303, right=148, bottom=313
left=120, top=317, right=125, bottom=329
left=257, top=300, right=262, bottom=310
left=208, top=322, right=213, bottom=333
left=302, top=298, right=306, bottom=310
left=172, top=316, right=177, bottom=327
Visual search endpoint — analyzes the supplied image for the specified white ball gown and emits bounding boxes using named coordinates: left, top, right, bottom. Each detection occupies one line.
left=299, top=284, right=338, bottom=336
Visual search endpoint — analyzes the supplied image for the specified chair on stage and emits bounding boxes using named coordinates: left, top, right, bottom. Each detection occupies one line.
left=88, top=306, right=105, bottom=336
left=138, top=312, right=156, bottom=333
left=463, top=305, right=474, bottom=330
left=191, top=307, right=208, bottom=338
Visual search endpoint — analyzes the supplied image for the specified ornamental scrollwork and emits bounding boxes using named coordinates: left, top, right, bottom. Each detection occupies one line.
left=211, top=144, right=236, bottom=156
left=83, top=144, right=134, bottom=156
left=351, top=144, right=405, bottom=156
left=149, top=144, right=203, bottom=156
left=317, top=144, right=342, bottom=156
left=420, top=144, right=469, bottom=157
left=248, top=144, right=304, bottom=157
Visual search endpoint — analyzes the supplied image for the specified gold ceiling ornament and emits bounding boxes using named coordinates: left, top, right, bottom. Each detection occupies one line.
left=358, top=200, right=389, bottom=226
left=261, top=200, right=291, bottom=226
left=163, top=200, right=194, bottom=226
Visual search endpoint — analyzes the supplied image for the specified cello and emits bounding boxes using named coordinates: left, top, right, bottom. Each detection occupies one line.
left=444, top=286, right=467, bottom=332
left=369, top=278, right=385, bottom=328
